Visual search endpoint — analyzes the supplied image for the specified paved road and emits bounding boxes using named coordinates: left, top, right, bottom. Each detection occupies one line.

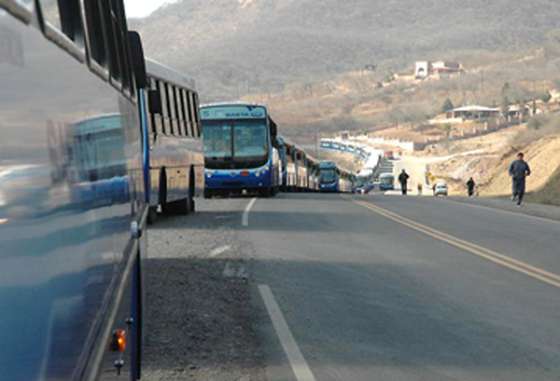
left=237, top=193, right=560, bottom=381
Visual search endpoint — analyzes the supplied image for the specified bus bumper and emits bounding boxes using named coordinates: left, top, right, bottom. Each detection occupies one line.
left=205, top=167, right=273, bottom=192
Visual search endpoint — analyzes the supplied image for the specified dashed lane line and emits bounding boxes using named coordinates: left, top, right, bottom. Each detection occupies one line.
left=242, top=197, right=258, bottom=227
left=209, top=245, right=231, bottom=258
left=258, top=285, right=317, bottom=381
left=352, top=199, right=560, bottom=289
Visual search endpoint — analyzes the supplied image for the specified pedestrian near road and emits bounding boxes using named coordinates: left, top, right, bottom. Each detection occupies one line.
left=398, top=170, right=410, bottom=195
left=509, top=152, right=531, bottom=206
left=417, top=183, right=423, bottom=195
left=466, top=177, right=476, bottom=197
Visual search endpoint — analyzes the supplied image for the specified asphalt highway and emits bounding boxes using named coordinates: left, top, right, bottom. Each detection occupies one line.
left=238, top=193, right=560, bottom=381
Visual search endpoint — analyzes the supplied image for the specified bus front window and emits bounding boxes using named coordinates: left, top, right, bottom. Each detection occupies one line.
left=233, top=122, right=268, bottom=159
left=320, top=169, right=337, bottom=183
left=203, top=123, right=233, bottom=159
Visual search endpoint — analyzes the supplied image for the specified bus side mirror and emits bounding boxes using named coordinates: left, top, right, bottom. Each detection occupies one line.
left=148, top=90, right=162, bottom=114
left=128, top=31, right=147, bottom=89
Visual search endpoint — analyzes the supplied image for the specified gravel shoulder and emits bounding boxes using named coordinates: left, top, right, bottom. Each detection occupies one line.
left=142, top=197, right=266, bottom=381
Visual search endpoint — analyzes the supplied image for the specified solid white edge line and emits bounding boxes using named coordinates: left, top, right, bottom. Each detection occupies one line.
left=242, top=197, right=258, bottom=227
left=258, top=285, right=317, bottom=381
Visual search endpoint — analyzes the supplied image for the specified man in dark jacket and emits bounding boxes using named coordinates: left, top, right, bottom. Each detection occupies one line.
left=398, top=170, right=410, bottom=195
left=466, top=177, right=476, bottom=197
left=509, top=152, right=531, bottom=205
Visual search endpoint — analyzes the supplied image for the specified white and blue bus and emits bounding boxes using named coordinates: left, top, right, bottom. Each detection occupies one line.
left=0, top=1, right=151, bottom=379
left=200, top=103, right=281, bottom=197
left=379, top=173, right=396, bottom=191
left=318, top=161, right=341, bottom=192
left=140, top=60, right=205, bottom=223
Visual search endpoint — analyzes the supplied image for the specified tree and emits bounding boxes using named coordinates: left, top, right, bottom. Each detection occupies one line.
left=540, top=91, right=552, bottom=103
left=501, top=96, right=510, bottom=118
left=441, top=98, right=454, bottom=113
left=442, top=123, right=452, bottom=139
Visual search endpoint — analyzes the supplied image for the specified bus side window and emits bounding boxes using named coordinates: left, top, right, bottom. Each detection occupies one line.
left=172, top=86, right=183, bottom=136
left=154, top=80, right=166, bottom=135
left=177, top=88, right=187, bottom=136
left=40, top=0, right=85, bottom=44
left=185, top=91, right=195, bottom=137
left=147, top=78, right=157, bottom=138
left=111, top=0, right=133, bottom=92
left=164, top=83, right=175, bottom=135
left=193, top=93, right=201, bottom=137
left=84, top=0, right=107, bottom=67
left=158, top=81, right=168, bottom=134
left=100, top=1, right=122, bottom=82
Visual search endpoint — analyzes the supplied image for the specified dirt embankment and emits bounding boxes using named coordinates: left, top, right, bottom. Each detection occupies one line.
left=425, top=123, right=560, bottom=203
left=481, top=135, right=560, bottom=198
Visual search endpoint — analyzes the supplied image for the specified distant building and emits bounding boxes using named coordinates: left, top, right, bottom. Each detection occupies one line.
left=415, top=60, right=463, bottom=79
left=431, top=61, right=462, bottom=74
left=448, top=105, right=500, bottom=120
left=415, top=61, right=430, bottom=79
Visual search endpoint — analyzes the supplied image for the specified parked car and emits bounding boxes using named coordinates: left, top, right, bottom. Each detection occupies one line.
left=433, top=182, right=448, bottom=196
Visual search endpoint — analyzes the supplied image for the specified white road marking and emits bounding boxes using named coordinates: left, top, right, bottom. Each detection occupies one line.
left=443, top=197, right=560, bottom=225
left=242, top=197, right=257, bottom=227
left=210, top=245, right=231, bottom=258
left=223, top=262, right=236, bottom=277
left=223, top=262, right=248, bottom=279
left=258, top=285, right=317, bottom=381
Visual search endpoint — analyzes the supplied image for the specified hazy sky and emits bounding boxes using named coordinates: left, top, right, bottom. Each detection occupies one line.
left=124, top=0, right=177, bottom=18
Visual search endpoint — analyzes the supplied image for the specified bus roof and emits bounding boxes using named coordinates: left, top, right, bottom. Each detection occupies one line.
left=379, top=173, right=395, bottom=178
left=146, top=58, right=196, bottom=90
left=200, top=101, right=267, bottom=110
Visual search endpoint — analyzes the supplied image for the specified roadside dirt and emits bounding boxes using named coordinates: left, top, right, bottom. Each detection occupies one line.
left=142, top=198, right=266, bottom=381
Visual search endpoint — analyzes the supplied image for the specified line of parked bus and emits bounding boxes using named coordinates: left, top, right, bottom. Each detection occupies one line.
left=0, top=2, right=353, bottom=380
left=200, top=102, right=355, bottom=197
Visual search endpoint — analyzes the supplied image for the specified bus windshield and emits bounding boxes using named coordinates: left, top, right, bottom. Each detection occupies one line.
left=233, top=122, right=268, bottom=158
left=320, top=169, right=337, bottom=183
left=203, top=120, right=269, bottom=168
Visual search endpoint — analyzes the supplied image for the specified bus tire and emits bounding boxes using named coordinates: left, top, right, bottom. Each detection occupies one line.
left=147, top=206, right=158, bottom=225
left=168, top=198, right=189, bottom=215
left=188, top=167, right=196, bottom=213
left=159, top=170, right=170, bottom=215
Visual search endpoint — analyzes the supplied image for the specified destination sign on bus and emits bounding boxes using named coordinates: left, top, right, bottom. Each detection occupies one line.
left=200, top=105, right=267, bottom=120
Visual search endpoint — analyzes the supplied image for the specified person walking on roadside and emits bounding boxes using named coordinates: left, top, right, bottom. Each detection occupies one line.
left=509, top=152, right=531, bottom=206
left=466, top=177, right=476, bottom=197
left=398, top=169, right=410, bottom=195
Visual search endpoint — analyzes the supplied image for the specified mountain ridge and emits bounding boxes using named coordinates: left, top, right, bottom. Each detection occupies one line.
left=132, top=0, right=560, bottom=100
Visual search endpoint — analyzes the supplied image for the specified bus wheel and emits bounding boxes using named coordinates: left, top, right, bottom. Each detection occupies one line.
left=147, top=206, right=158, bottom=225
left=188, top=168, right=196, bottom=213
left=160, top=171, right=170, bottom=215
left=174, top=199, right=190, bottom=215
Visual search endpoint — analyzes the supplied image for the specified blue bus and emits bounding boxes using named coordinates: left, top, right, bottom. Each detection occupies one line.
left=200, top=103, right=281, bottom=197
left=318, top=161, right=340, bottom=192
left=318, top=161, right=355, bottom=193
left=379, top=173, right=396, bottom=191
left=0, top=1, right=150, bottom=379
left=140, top=60, right=205, bottom=223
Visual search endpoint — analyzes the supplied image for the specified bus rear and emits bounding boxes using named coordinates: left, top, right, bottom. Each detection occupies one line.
left=201, top=104, right=279, bottom=197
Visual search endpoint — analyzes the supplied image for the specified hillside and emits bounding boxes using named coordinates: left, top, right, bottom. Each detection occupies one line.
left=133, top=0, right=560, bottom=101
